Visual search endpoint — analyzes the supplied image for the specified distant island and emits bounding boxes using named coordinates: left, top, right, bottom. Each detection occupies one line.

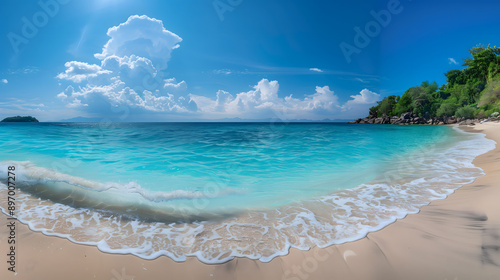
left=1, top=116, right=39, bottom=122
left=353, top=45, right=500, bottom=125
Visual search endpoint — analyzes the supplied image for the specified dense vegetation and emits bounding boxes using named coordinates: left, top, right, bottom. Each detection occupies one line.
left=1, top=116, right=39, bottom=122
left=369, top=45, right=500, bottom=120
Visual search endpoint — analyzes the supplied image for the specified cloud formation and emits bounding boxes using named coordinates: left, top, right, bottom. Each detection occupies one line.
left=1, top=79, right=7, bottom=84
left=309, top=68, right=323, bottom=73
left=56, top=61, right=111, bottom=83
left=95, top=15, right=182, bottom=70
left=342, top=89, right=380, bottom=111
left=190, top=79, right=378, bottom=120
left=213, top=69, right=233, bottom=75
left=448, top=58, right=459, bottom=65
left=56, top=15, right=379, bottom=120
left=8, top=66, right=39, bottom=75
left=57, top=15, right=195, bottom=114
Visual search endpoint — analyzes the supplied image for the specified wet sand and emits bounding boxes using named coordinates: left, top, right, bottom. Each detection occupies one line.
left=1, top=122, right=500, bottom=280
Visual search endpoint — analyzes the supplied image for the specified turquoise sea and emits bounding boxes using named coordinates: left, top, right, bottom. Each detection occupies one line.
left=0, top=123, right=495, bottom=263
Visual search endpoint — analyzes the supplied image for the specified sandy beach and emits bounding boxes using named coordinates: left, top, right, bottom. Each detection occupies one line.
left=2, top=122, right=500, bottom=280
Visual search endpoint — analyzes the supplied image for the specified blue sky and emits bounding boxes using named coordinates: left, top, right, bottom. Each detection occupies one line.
left=0, top=0, right=499, bottom=121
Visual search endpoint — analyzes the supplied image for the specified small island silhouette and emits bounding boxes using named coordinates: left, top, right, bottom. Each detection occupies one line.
left=1, top=116, right=39, bottom=122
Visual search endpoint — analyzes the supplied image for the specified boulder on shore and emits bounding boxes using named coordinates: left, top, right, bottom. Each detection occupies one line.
left=350, top=112, right=500, bottom=126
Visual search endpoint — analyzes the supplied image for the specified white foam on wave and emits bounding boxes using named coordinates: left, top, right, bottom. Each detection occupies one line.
left=0, top=161, right=241, bottom=203
left=0, top=127, right=495, bottom=264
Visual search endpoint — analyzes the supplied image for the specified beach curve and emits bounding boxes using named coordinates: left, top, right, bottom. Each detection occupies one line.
left=1, top=122, right=500, bottom=280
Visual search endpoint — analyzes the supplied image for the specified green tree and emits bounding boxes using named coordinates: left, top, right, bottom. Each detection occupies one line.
left=393, top=82, right=436, bottom=117
left=445, top=70, right=464, bottom=87
left=377, top=95, right=397, bottom=117
left=478, top=77, right=500, bottom=108
left=436, top=100, right=459, bottom=118
left=362, top=44, right=500, bottom=122
left=455, top=106, right=475, bottom=119
left=463, top=45, right=500, bottom=83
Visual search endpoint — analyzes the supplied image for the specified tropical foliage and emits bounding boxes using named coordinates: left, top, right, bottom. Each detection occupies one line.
left=1, top=116, right=39, bottom=122
left=369, top=45, right=500, bottom=119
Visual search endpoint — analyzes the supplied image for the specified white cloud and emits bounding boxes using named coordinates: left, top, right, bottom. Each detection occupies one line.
left=95, top=15, right=182, bottom=70
left=190, top=79, right=377, bottom=120
left=342, top=89, right=380, bottom=111
left=55, top=15, right=379, bottom=121
left=448, top=58, right=459, bottom=65
left=1, top=79, right=7, bottom=84
left=57, top=61, right=111, bottom=83
left=355, top=78, right=369, bottom=83
left=57, top=15, right=195, bottom=114
left=8, top=66, right=39, bottom=75
left=213, top=69, right=232, bottom=75
left=0, top=98, right=45, bottom=113
left=190, top=79, right=282, bottom=116
left=164, top=78, right=187, bottom=92
left=309, top=68, right=323, bottom=73
left=57, top=92, right=68, bottom=100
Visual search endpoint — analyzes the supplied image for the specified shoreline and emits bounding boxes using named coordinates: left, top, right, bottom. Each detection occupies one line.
left=2, top=123, right=500, bottom=279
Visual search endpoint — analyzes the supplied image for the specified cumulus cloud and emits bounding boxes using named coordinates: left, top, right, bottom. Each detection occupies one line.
left=309, top=68, right=323, bottom=73
left=448, top=58, right=459, bottom=65
left=56, top=15, right=379, bottom=120
left=95, top=15, right=182, bottom=70
left=57, top=15, right=195, bottom=114
left=190, top=79, right=376, bottom=120
left=1, top=79, right=7, bottom=84
left=57, top=61, right=111, bottom=83
left=164, top=78, right=187, bottom=92
left=342, top=89, right=380, bottom=112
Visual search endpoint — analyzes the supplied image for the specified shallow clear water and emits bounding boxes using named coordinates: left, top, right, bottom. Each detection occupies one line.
left=0, top=123, right=452, bottom=210
left=0, top=123, right=495, bottom=263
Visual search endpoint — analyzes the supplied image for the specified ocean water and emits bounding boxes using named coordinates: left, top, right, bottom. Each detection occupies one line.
left=0, top=122, right=495, bottom=263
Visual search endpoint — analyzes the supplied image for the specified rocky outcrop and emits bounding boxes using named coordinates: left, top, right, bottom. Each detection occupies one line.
left=349, top=112, right=500, bottom=125
left=350, top=113, right=430, bottom=125
left=457, top=114, right=500, bottom=126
